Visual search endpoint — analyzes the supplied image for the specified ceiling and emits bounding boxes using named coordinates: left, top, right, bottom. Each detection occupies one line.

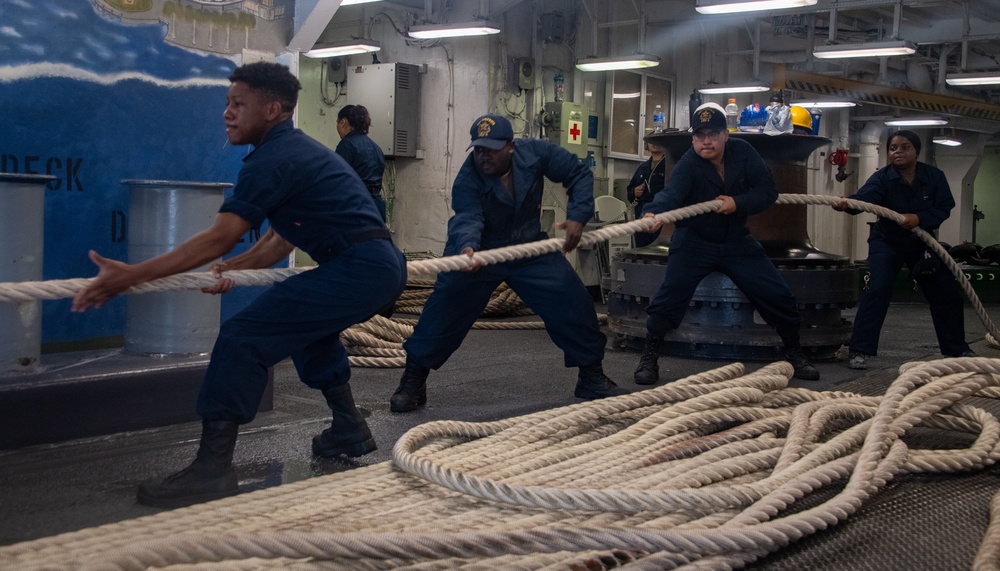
left=325, top=1, right=1000, bottom=129
left=645, top=1, right=1000, bottom=100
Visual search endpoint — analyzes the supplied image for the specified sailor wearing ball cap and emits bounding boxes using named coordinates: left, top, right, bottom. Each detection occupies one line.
left=632, top=102, right=821, bottom=384
left=389, top=113, right=629, bottom=413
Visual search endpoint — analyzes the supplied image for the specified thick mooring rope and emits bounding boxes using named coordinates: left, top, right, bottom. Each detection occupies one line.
left=3, top=358, right=1000, bottom=570
left=341, top=285, right=555, bottom=368
left=0, top=194, right=995, bottom=348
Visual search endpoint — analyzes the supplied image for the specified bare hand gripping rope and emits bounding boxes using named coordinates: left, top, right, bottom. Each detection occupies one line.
left=0, top=194, right=996, bottom=346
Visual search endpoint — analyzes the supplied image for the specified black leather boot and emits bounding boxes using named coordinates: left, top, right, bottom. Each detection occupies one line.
left=390, top=360, right=430, bottom=412
left=778, top=329, right=820, bottom=381
left=633, top=333, right=663, bottom=385
left=136, top=420, right=239, bottom=508
left=312, top=383, right=377, bottom=458
left=575, top=363, right=629, bottom=399
left=785, top=348, right=820, bottom=381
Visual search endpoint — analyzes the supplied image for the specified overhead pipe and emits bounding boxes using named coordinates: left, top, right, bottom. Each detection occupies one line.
left=890, top=0, right=902, bottom=40
left=935, top=44, right=954, bottom=94
left=906, top=59, right=933, bottom=93
left=960, top=0, right=970, bottom=70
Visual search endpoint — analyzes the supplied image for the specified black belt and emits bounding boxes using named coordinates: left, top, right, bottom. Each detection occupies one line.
left=314, top=227, right=391, bottom=263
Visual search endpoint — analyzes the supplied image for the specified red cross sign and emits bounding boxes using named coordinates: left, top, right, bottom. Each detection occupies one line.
left=568, top=120, right=583, bottom=142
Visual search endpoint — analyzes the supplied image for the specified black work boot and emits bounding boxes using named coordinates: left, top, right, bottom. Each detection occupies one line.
left=633, top=333, right=664, bottom=385
left=390, top=360, right=430, bottom=412
left=312, top=383, right=377, bottom=458
left=575, top=363, right=629, bottom=399
left=785, top=348, right=820, bottom=381
left=137, top=420, right=239, bottom=508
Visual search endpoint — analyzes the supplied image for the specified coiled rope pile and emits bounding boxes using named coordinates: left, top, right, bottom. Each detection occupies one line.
left=3, top=358, right=1000, bottom=570
left=0, top=194, right=996, bottom=352
left=2, top=195, right=1000, bottom=569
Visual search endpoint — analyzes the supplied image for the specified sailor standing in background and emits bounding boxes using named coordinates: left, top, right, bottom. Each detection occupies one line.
left=337, top=104, right=388, bottom=222
left=626, top=138, right=667, bottom=247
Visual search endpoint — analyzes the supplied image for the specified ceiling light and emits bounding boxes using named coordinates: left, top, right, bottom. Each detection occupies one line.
left=884, top=116, right=948, bottom=127
left=814, top=40, right=916, bottom=59
left=340, top=0, right=381, bottom=4
left=576, top=54, right=660, bottom=72
left=303, top=39, right=380, bottom=58
left=698, top=80, right=771, bottom=94
left=407, top=21, right=501, bottom=40
left=695, top=0, right=817, bottom=15
left=945, top=71, right=1000, bottom=86
left=792, top=100, right=857, bottom=109
left=932, top=135, right=962, bottom=147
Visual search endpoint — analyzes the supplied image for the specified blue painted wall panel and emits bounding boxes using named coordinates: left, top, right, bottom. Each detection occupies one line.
left=0, top=1, right=296, bottom=345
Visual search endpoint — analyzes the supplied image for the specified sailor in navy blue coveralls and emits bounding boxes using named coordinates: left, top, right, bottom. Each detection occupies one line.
left=73, top=62, right=406, bottom=508
left=633, top=104, right=818, bottom=385
left=336, top=105, right=387, bottom=222
left=389, top=114, right=627, bottom=412
left=201, top=117, right=404, bottom=423
left=626, top=140, right=667, bottom=247
left=834, top=130, right=971, bottom=367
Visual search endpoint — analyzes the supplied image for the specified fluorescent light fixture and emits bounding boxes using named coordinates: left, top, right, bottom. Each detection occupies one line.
left=932, top=135, right=962, bottom=146
left=696, top=0, right=817, bottom=15
left=341, top=0, right=381, bottom=4
left=698, top=80, right=771, bottom=94
left=884, top=116, right=948, bottom=127
left=814, top=40, right=916, bottom=59
left=407, top=21, right=501, bottom=39
left=576, top=54, right=660, bottom=72
left=945, top=71, right=1000, bottom=86
left=792, top=100, right=857, bottom=109
left=303, top=39, right=380, bottom=58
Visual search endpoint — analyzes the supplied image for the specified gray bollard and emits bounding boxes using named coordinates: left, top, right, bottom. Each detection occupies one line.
left=121, top=180, right=231, bottom=356
left=0, top=173, right=54, bottom=374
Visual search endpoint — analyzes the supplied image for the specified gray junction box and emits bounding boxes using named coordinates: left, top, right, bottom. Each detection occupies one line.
left=346, top=63, right=420, bottom=158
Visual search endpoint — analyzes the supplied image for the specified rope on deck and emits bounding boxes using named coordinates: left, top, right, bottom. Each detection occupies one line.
left=3, top=358, right=1000, bottom=569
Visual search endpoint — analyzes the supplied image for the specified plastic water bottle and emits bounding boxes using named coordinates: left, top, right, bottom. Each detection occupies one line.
left=653, top=104, right=665, bottom=133
left=553, top=73, right=564, bottom=102
left=725, top=98, right=739, bottom=132
left=809, top=104, right=823, bottom=136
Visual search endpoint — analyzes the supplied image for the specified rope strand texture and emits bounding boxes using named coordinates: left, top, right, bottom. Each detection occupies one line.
left=0, top=195, right=995, bottom=347
left=6, top=359, right=1000, bottom=570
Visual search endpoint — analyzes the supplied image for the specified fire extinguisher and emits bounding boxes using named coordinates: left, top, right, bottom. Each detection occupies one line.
left=827, top=148, right=852, bottom=182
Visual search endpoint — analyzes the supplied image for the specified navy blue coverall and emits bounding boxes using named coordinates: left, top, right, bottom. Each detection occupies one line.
left=626, top=156, right=666, bottom=247
left=335, top=130, right=387, bottom=221
left=843, top=162, right=971, bottom=357
left=403, top=138, right=606, bottom=370
left=199, top=119, right=406, bottom=424
left=641, top=137, right=803, bottom=344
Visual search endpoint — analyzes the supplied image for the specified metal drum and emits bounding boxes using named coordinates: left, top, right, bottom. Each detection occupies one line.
left=0, top=173, right=54, bottom=373
left=122, top=180, right=231, bottom=356
left=608, top=133, right=857, bottom=360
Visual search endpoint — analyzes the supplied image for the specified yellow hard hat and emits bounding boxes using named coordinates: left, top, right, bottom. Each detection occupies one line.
left=790, top=106, right=813, bottom=131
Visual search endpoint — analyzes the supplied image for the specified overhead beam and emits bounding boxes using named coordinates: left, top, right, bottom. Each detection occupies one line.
left=774, top=64, right=1000, bottom=122
left=287, top=0, right=344, bottom=54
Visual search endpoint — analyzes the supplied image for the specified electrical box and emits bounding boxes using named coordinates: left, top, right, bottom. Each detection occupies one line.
left=346, top=63, right=420, bottom=158
left=510, top=57, right=536, bottom=91
left=539, top=12, right=565, bottom=43
left=544, top=101, right=587, bottom=158
left=327, top=57, right=347, bottom=83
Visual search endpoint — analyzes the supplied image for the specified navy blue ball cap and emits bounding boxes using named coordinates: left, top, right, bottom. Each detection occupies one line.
left=468, top=113, right=513, bottom=150
left=691, top=103, right=727, bottom=132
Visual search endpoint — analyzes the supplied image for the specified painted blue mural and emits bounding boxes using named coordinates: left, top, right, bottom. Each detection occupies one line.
left=0, top=0, right=296, bottom=345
